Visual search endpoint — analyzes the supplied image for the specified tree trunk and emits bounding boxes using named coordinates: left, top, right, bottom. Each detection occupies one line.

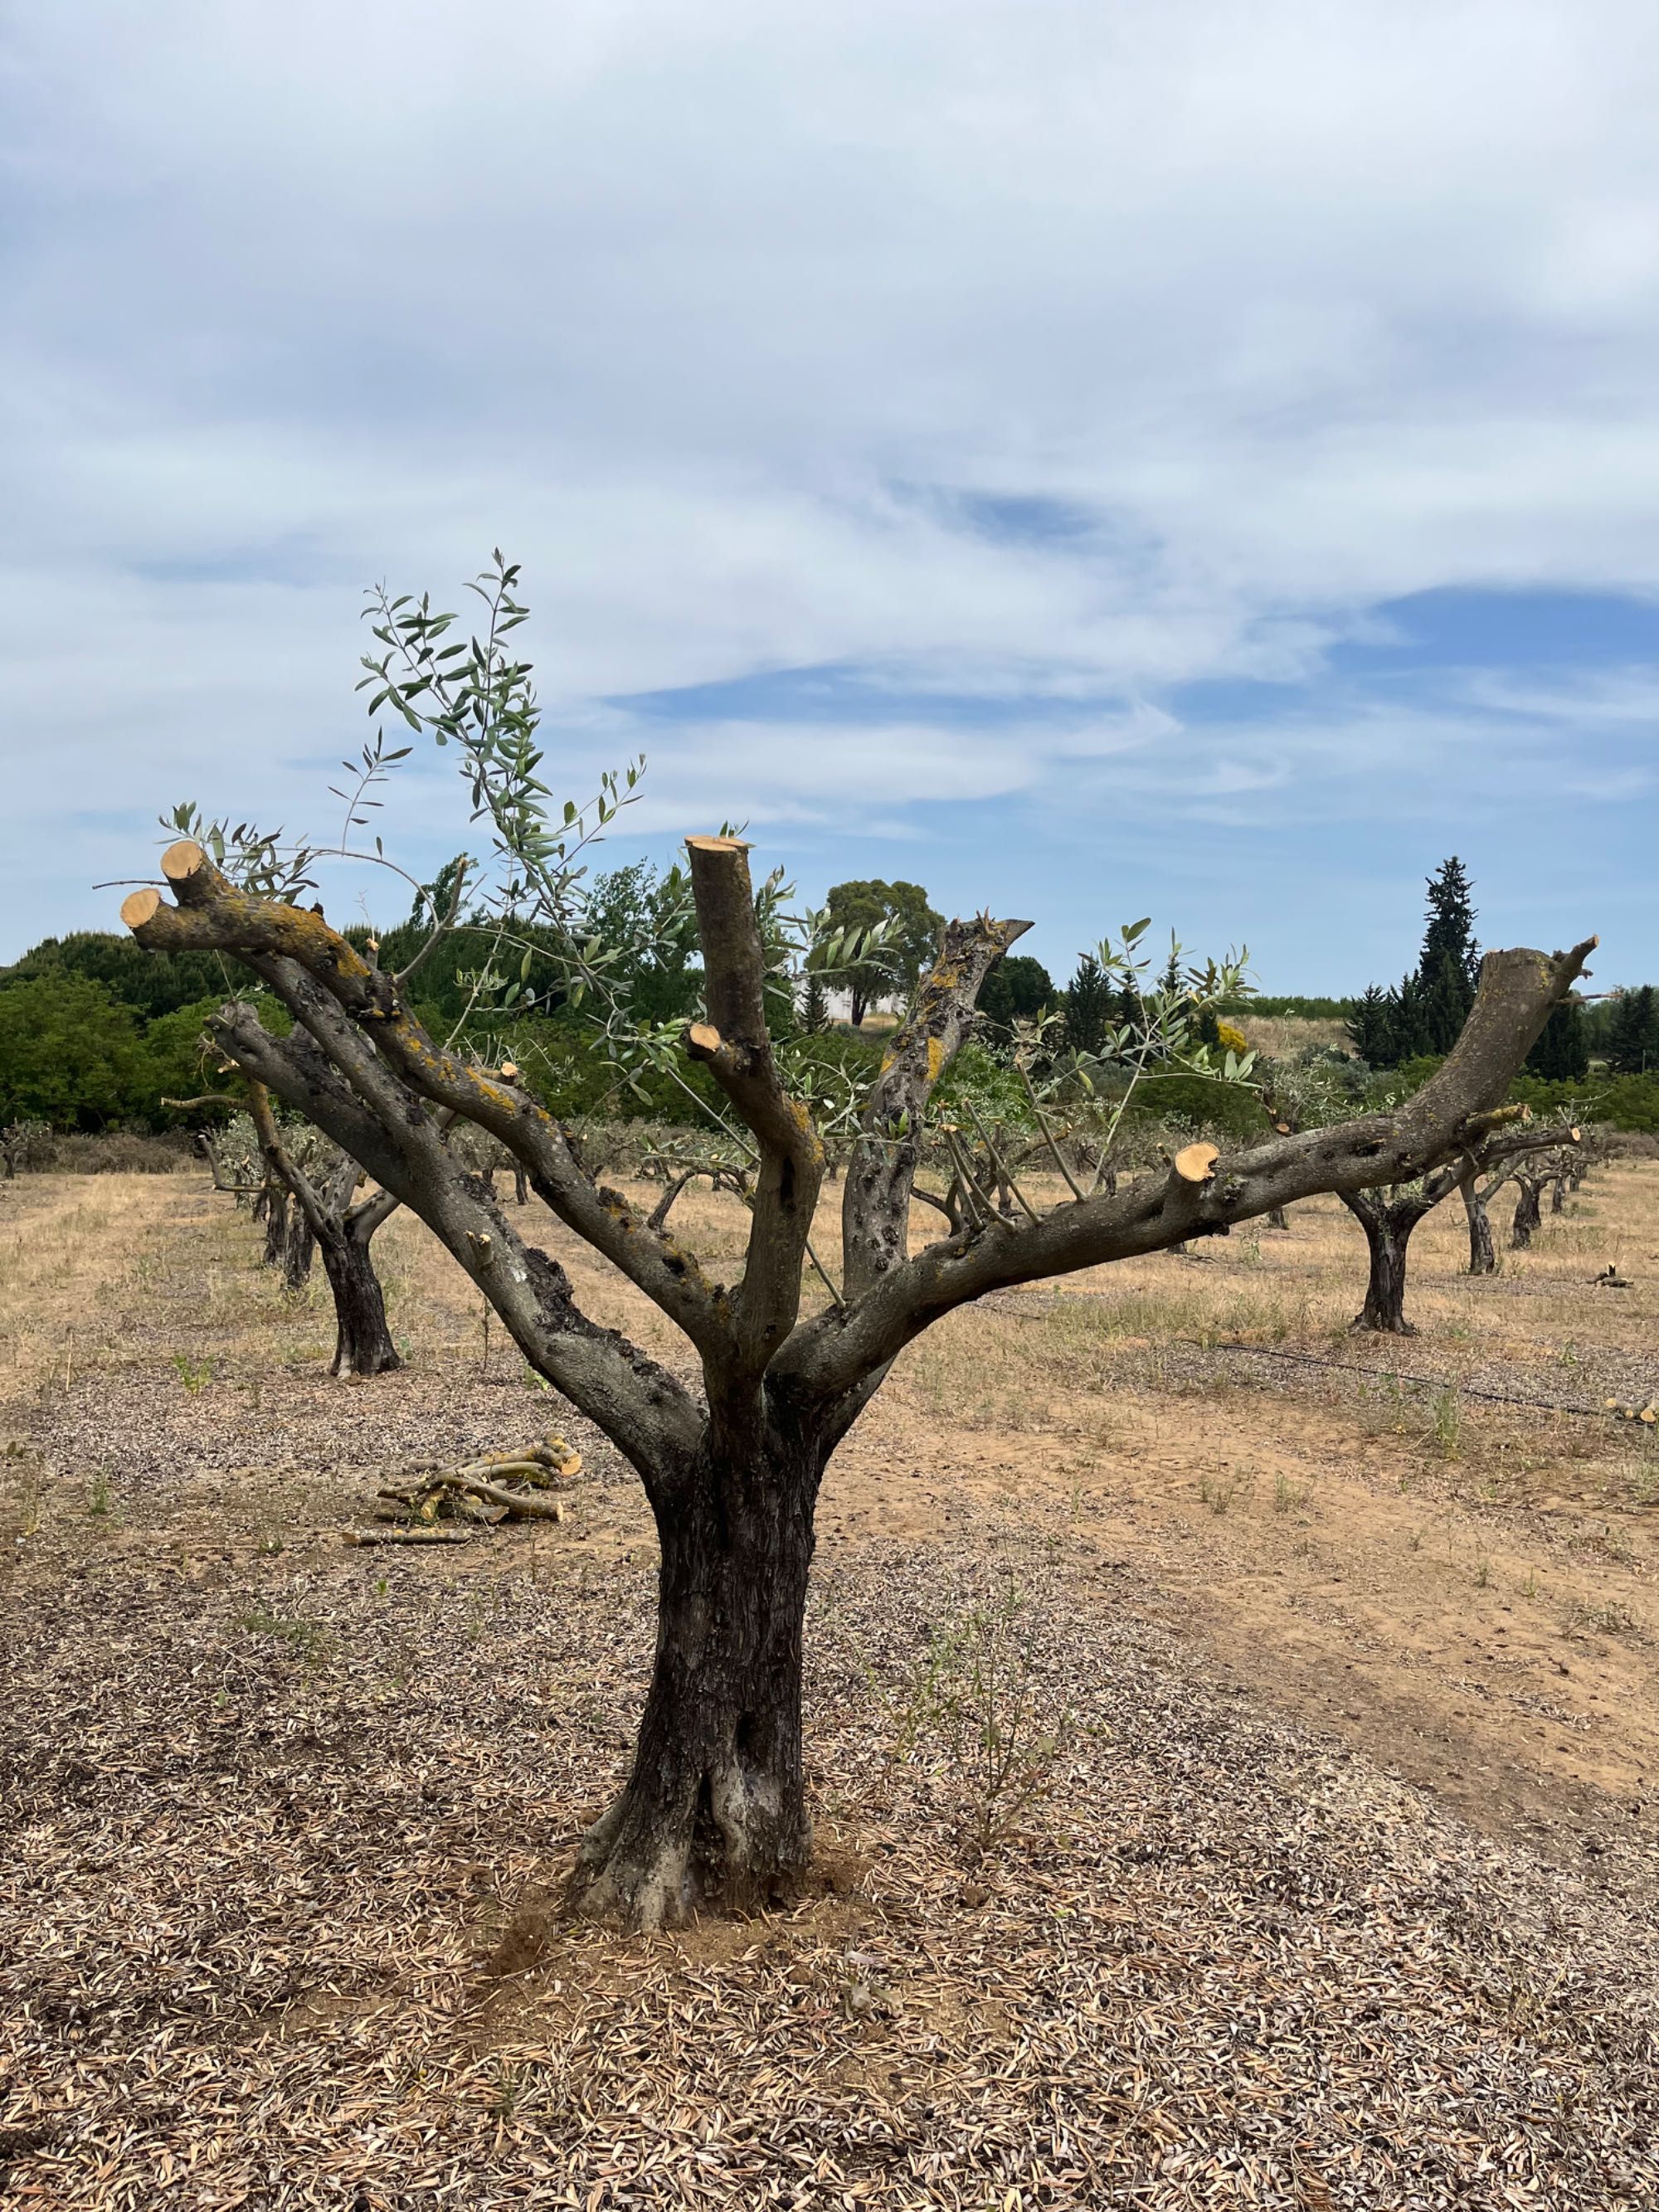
left=1511, top=1180, right=1541, bottom=1249
left=1462, top=1179, right=1496, bottom=1275
left=513, top=1163, right=528, bottom=1205
left=282, top=1204, right=315, bottom=1291
left=261, top=1188, right=286, bottom=1267
left=1550, top=1175, right=1566, bottom=1215
left=1345, top=1197, right=1422, bottom=1333
left=567, top=1422, right=817, bottom=1930
left=1266, top=1205, right=1289, bottom=1232
left=318, top=1224, right=401, bottom=1378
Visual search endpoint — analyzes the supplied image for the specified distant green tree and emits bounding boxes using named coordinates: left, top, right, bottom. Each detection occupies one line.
left=978, top=952, right=1053, bottom=1037
left=0, top=931, right=231, bottom=1022
left=1526, top=999, right=1589, bottom=1082
left=1417, top=856, right=1480, bottom=1052
left=0, top=974, right=147, bottom=1128
left=1384, top=972, right=1432, bottom=1063
left=1063, top=952, right=1112, bottom=1056
left=1353, top=858, right=1480, bottom=1067
left=798, top=967, right=830, bottom=1035
left=823, top=879, right=942, bottom=1025
left=578, top=859, right=701, bottom=1027
left=1606, top=984, right=1659, bottom=1073
left=1346, top=984, right=1395, bottom=1066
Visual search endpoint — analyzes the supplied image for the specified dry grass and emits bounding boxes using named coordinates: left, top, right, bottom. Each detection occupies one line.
left=2, top=1164, right=1659, bottom=2206
left=1234, top=1014, right=1354, bottom=1061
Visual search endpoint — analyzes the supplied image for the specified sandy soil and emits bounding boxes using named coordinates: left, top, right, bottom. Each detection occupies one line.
left=1, top=1162, right=1656, bottom=2207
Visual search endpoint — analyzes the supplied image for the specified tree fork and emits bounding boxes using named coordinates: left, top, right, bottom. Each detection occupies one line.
left=121, top=841, right=1594, bottom=1929
left=246, top=1080, right=401, bottom=1377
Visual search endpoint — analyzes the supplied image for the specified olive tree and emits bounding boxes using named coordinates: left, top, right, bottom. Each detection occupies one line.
left=114, top=557, right=1594, bottom=1927
left=122, top=829, right=1590, bottom=1924
left=187, top=1091, right=402, bottom=1369
left=1341, top=1123, right=1579, bottom=1332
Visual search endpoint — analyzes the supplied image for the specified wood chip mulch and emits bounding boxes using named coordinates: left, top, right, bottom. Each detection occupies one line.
left=3, top=1486, right=1657, bottom=2210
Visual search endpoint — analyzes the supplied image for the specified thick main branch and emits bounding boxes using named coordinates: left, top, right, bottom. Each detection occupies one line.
left=782, top=939, right=1595, bottom=1403
left=684, top=837, right=824, bottom=1383
left=125, top=843, right=727, bottom=1363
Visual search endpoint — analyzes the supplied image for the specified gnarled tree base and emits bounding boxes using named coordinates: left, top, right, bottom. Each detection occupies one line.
left=1350, top=1307, right=1417, bottom=1335
left=1345, top=1199, right=1424, bottom=1334
left=566, top=1776, right=812, bottom=1931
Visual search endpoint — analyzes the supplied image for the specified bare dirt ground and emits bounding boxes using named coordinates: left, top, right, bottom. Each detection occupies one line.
left=2, top=1163, right=1657, bottom=2209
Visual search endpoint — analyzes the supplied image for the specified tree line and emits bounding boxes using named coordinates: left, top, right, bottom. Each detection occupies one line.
left=5, top=848, right=1657, bottom=1135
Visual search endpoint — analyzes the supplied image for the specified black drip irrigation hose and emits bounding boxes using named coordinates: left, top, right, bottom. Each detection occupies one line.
left=978, top=1291, right=1654, bottom=1418
left=1172, top=1336, right=1639, bottom=1421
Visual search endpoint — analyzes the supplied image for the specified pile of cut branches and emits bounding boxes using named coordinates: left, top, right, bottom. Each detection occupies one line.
left=350, top=1436, right=583, bottom=1544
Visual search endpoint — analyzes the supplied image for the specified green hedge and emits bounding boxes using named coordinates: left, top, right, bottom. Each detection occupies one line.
left=1384, top=1055, right=1659, bottom=1134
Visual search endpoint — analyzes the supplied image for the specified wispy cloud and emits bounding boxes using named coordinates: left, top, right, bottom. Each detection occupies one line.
left=3, top=2, right=1659, bottom=980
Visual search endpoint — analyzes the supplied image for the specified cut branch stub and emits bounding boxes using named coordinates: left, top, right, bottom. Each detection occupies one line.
left=163, top=838, right=212, bottom=888
left=1173, top=1141, right=1220, bottom=1184
left=682, top=838, right=825, bottom=1381
left=119, top=887, right=162, bottom=931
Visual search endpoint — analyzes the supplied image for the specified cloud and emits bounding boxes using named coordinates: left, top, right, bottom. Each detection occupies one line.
left=3, top=1, right=1659, bottom=970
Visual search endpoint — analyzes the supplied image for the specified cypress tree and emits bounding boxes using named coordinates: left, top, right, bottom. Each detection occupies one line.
left=1416, top=858, right=1480, bottom=1052
left=1388, top=972, right=1433, bottom=1062
left=1064, top=953, right=1112, bottom=1057
left=1346, top=984, right=1396, bottom=1067
left=1608, top=984, right=1659, bottom=1073
left=1527, top=1000, right=1589, bottom=1082
left=799, top=967, right=830, bottom=1035
left=1351, top=858, right=1480, bottom=1067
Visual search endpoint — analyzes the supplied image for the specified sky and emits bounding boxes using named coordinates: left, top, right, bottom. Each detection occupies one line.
left=4, top=0, right=1659, bottom=992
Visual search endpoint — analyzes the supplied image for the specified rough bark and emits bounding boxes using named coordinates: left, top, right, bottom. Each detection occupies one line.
left=567, top=1422, right=819, bottom=1924
left=1341, top=1191, right=1429, bottom=1334
left=1461, top=1174, right=1496, bottom=1276
left=316, top=1211, right=401, bottom=1377
left=281, top=1201, right=315, bottom=1291
left=119, top=837, right=1593, bottom=1928
left=1511, top=1176, right=1543, bottom=1249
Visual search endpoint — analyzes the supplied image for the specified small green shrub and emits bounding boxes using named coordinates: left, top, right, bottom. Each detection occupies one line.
left=890, top=1579, right=1073, bottom=1862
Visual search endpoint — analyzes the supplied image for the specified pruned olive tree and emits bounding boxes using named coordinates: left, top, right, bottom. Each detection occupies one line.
left=1458, top=1132, right=1583, bottom=1276
left=178, top=1087, right=402, bottom=1371
left=244, top=1085, right=402, bottom=1377
left=123, top=830, right=1591, bottom=1923
left=113, top=556, right=1594, bottom=1927
left=190, top=1103, right=318, bottom=1286
left=1341, top=1123, right=1579, bottom=1333
left=1510, top=1166, right=1546, bottom=1250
